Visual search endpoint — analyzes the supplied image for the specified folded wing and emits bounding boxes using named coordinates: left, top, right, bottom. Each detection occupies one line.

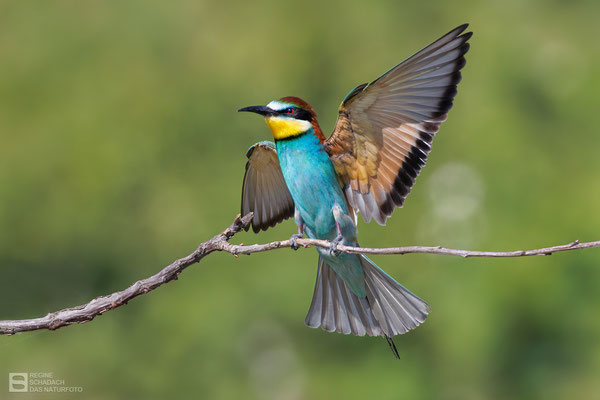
left=326, top=24, right=472, bottom=224
left=241, top=141, right=295, bottom=233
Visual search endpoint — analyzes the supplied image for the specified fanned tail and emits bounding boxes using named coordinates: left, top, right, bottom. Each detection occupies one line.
left=305, top=255, right=429, bottom=357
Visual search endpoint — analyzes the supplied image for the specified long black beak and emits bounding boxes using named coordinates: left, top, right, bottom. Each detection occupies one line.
left=238, top=105, right=273, bottom=116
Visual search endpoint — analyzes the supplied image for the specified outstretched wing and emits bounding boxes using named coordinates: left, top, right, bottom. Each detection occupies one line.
left=241, top=141, right=295, bottom=233
left=325, top=24, right=472, bottom=224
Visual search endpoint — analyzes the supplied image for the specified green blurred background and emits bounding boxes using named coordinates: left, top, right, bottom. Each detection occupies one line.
left=1, top=0, right=599, bottom=399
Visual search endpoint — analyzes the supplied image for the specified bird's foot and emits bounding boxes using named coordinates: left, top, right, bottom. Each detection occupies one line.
left=289, top=233, right=303, bottom=250
left=329, top=234, right=344, bottom=256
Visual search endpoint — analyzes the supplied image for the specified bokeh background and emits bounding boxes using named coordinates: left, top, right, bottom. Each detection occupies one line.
left=1, top=0, right=600, bottom=399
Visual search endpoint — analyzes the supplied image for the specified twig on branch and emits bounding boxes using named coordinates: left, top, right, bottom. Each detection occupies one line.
left=1, top=213, right=598, bottom=335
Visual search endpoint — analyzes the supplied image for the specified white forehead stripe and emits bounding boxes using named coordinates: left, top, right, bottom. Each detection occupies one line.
left=266, top=100, right=291, bottom=112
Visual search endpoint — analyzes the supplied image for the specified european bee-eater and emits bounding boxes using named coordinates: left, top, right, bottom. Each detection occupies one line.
left=238, top=24, right=471, bottom=357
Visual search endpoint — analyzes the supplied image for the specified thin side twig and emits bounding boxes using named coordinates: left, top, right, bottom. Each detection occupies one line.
left=1, top=212, right=598, bottom=335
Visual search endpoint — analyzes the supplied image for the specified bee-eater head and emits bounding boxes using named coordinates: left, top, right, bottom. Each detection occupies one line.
left=238, top=96, right=325, bottom=141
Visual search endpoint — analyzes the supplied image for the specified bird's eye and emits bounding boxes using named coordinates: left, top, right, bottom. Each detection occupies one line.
left=286, top=108, right=294, bottom=115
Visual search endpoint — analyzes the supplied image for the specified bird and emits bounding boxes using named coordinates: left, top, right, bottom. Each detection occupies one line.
left=238, top=24, right=472, bottom=358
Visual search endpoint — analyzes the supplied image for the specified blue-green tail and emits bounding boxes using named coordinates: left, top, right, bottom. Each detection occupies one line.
left=305, top=255, right=430, bottom=357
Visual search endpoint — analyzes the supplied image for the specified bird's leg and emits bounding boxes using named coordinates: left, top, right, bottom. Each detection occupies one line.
left=290, top=226, right=304, bottom=251
left=290, top=209, right=304, bottom=250
left=330, top=204, right=356, bottom=256
left=329, top=220, right=344, bottom=256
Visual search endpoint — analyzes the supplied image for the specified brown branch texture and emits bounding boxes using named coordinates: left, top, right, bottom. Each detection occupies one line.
left=1, top=213, right=599, bottom=335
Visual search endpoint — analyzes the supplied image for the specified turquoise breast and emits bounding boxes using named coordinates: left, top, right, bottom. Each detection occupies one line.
left=276, top=131, right=350, bottom=240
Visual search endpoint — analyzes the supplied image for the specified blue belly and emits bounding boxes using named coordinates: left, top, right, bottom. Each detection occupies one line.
left=276, top=131, right=366, bottom=297
left=276, top=132, right=349, bottom=240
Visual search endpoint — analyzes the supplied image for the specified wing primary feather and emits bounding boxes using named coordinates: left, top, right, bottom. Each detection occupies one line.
left=240, top=142, right=295, bottom=233
left=326, top=25, right=471, bottom=224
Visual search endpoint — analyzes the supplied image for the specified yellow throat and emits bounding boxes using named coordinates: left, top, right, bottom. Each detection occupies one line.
left=265, top=116, right=312, bottom=140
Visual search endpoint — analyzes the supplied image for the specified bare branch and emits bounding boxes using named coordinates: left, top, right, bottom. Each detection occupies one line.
left=1, top=213, right=599, bottom=335
left=235, top=238, right=600, bottom=258
left=0, top=213, right=254, bottom=335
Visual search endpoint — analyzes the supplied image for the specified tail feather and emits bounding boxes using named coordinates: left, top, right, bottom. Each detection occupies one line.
left=305, top=255, right=429, bottom=339
left=336, top=278, right=364, bottom=335
left=331, top=272, right=349, bottom=334
left=385, top=335, right=401, bottom=360
left=363, top=258, right=429, bottom=335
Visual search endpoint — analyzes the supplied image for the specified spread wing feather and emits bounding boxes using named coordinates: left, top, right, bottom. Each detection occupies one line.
left=241, top=141, right=295, bottom=232
left=326, top=24, right=472, bottom=224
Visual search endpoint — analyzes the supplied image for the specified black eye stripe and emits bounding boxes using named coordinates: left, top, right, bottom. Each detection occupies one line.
left=277, top=106, right=312, bottom=121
